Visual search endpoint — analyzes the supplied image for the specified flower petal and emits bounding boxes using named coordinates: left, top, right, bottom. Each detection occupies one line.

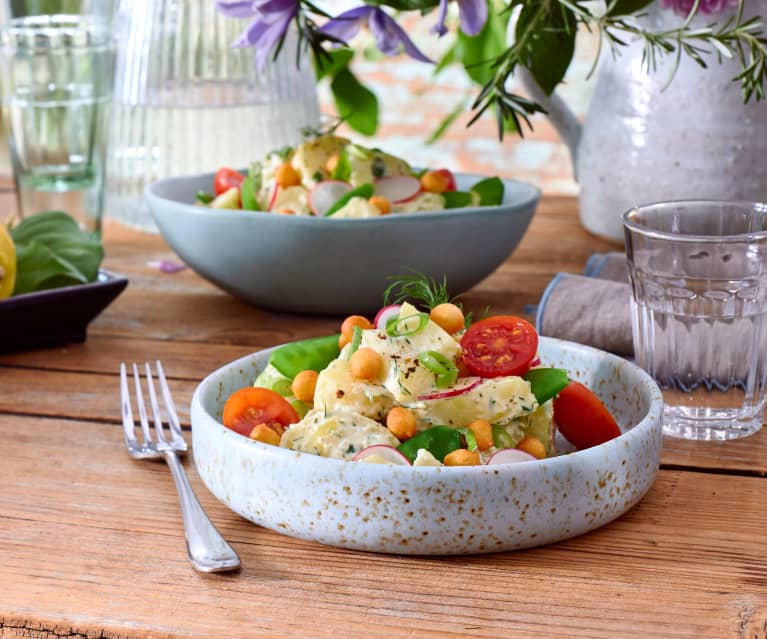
left=430, top=0, right=449, bottom=36
left=457, top=0, right=488, bottom=36
left=369, top=8, right=433, bottom=63
left=215, top=0, right=258, bottom=18
left=319, top=6, right=373, bottom=44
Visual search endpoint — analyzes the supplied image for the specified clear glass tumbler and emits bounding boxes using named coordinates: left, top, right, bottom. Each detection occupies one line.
left=105, top=0, right=321, bottom=232
left=624, top=200, right=767, bottom=440
left=0, top=13, right=115, bottom=234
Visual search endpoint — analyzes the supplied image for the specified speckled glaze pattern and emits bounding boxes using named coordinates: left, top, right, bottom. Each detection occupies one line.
left=145, top=173, right=539, bottom=314
left=191, top=337, right=664, bottom=555
left=529, top=2, right=767, bottom=242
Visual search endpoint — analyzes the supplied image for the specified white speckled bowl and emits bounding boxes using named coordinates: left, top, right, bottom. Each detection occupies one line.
left=145, top=172, right=539, bottom=314
left=191, top=337, right=664, bottom=555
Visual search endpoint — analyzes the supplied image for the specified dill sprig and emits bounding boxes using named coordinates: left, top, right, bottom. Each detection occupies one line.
left=383, top=270, right=459, bottom=310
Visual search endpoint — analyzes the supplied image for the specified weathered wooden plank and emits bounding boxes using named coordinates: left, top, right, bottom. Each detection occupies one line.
left=0, top=368, right=195, bottom=426
left=0, top=416, right=764, bottom=639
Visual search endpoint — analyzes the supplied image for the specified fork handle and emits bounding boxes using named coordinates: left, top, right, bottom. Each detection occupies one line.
left=163, top=451, right=241, bottom=573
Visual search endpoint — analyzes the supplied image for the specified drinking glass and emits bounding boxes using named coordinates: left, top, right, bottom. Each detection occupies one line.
left=0, top=13, right=115, bottom=234
left=105, top=0, right=321, bottom=232
left=624, top=200, right=767, bottom=440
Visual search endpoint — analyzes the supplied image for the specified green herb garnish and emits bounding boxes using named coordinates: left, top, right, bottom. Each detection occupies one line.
left=10, top=211, right=103, bottom=295
left=195, top=191, right=214, bottom=204
left=384, top=269, right=457, bottom=310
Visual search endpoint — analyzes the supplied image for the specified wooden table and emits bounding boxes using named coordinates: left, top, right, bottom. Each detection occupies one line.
left=2, top=196, right=766, bottom=639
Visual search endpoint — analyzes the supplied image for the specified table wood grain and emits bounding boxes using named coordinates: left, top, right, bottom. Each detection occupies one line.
left=1, top=195, right=765, bottom=639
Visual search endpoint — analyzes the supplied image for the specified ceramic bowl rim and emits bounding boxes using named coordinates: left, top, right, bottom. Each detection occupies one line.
left=146, top=171, right=542, bottom=227
left=191, top=336, right=664, bottom=476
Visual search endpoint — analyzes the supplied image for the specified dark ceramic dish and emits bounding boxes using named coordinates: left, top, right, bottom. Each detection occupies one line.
left=0, top=270, right=128, bottom=354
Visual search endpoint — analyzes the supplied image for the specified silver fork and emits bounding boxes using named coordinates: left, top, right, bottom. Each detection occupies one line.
left=120, top=361, right=240, bottom=573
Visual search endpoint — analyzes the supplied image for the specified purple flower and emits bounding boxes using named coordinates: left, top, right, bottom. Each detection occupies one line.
left=320, top=6, right=433, bottom=64
left=432, top=0, right=488, bottom=37
left=661, top=0, right=738, bottom=15
left=215, top=0, right=298, bottom=68
left=147, top=260, right=187, bottom=274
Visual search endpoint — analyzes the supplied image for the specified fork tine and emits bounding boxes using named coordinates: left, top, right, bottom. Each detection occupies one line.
left=156, top=361, right=185, bottom=444
left=132, top=363, right=153, bottom=444
left=120, top=363, right=139, bottom=448
left=145, top=363, right=167, bottom=444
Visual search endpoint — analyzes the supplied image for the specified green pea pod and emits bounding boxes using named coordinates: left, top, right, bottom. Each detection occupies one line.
left=324, top=183, right=375, bottom=217
left=458, top=427, right=478, bottom=452
left=524, top=367, right=569, bottom=405
left=492, top=424, right=516, bottom=449
left=270, top=334, right=341, bottom=378
left=397, top=425, right=463, bottom=463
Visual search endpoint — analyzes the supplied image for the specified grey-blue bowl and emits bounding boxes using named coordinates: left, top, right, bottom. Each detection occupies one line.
left=145, top=172, right=540, bottom=315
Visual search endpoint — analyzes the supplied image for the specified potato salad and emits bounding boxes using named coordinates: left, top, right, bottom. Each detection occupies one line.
left=197, top=134, right=505, bottom=218
left=220, top=291, right=622, bottom=467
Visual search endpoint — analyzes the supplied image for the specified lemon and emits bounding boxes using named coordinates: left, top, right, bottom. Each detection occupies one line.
left=0, top=222, right=16, bottom=299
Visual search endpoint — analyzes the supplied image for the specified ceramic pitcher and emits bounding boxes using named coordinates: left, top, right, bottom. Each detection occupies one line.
left=521, top=1, right=767, bottom=241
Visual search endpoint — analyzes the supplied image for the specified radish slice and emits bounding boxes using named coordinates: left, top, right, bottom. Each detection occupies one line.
left=486, top=448, right=537, bottom=465
left=374, top=176, right=421, bottom=203
left=267, top=184, right=279, bottom=211
left=374, top=304, right=401, bottom=330
left=418, top=377, right=482, bottom=401
left=309, top=180, right=352, bottom=216
left=353, top=445, right=411, bottom=465
left=529, top=357, right=541, bottom=368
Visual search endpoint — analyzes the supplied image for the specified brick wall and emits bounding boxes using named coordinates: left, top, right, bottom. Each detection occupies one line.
left=318, top=11, right=599, bottom=196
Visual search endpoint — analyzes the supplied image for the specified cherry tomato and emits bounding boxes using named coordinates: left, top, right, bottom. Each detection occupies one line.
left=434, top=168, right=457, bottom=191
left=553, top=381, right=621, bottom=450
left=222, top=387, right=299, bottom=438
left=213, top=167, right=245, bottom=196
left=460, top=316, right=538, bottom=378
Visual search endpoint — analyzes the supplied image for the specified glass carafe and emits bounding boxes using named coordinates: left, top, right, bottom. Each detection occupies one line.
left=106, top=0, right=320, bottom=232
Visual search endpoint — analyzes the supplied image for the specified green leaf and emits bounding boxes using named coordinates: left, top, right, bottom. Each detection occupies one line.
left=470, top=177, right=504, bottom=206
left=10, top=210, right=103, bottom=295
left=325, top=183, right=375, bottom=217
left=12, top=240, right=89, bottom=295
left=426, top=99, right=468, bottom=144
left=515, top=4, right=576, bottom=96
left=195, top=190, right=214, bottom=204
left=330, top=68, right=379, bottom=136
left=606, top=0, right=655, bottom=16
left=442, top=191, right=474, bottom=209
left=314, top=48, right=354, bottom=81
left=457, top=7, right=510, bottom=86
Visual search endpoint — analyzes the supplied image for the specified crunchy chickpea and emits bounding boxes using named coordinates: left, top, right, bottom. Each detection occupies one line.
left=386, top=407, right=417, bottom=441
left=468, top=419, right=494, bottom=451
left=325, top=153, right=340, bottom=174
left=430, top=303, right=465, bottom=334
left=277, top=208, right=295, bottom=215
left=341, top=315, right=374, bottom=341
left=517, top=436, right=547, bottom=459
left=349, top=347, right=383, bottom=381
left=276, top=162, right=301, bottom=188
left=338, top=333, right=350, bottom=350
left=291, top=370, right=319, bottom=403
left=369, top=195, right=392, bottom=215
left=420, top=170, right=449, bottom=193
left=443, top=449, right=481, bottom=466
left=249, top=423, right=281, bottom=446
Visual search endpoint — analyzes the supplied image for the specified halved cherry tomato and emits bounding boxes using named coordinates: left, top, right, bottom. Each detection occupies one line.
left=460, top=316, right=538, bottom=378
left=434, top=168, right=457, bottom=192
left=213, top=167, right=245, bottom=196
left=553, top=380, right=621, bottom=450
left=222, top=387, right=299, bottom=438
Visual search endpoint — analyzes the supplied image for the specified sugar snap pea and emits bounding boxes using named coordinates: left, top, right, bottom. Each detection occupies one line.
left=270, top=334, right=341, bottom=378
left=397, top=425, right=463, bottom=463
